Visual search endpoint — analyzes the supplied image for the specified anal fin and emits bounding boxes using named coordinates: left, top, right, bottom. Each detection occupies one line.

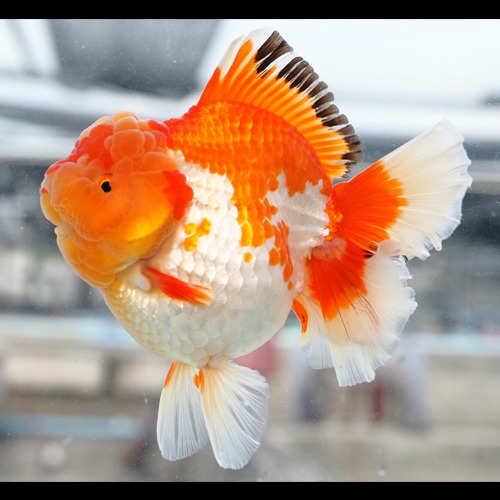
left=198, top=362, right=270, bottom=470
left=157, top=362, right=209, bottom=461
left=156, top=360, right=270, bottom=469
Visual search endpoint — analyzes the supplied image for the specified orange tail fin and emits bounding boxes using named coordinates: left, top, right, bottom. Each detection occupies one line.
left=293, top=119, right=472, bottom=386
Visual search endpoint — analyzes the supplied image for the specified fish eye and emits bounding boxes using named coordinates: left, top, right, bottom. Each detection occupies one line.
left=101, top=180, right=112, bottom=193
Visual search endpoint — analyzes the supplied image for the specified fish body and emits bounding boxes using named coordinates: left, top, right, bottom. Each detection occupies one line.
left=103, top=102, right=332, bottom=367
left=40, top=28, right=472, bottom=469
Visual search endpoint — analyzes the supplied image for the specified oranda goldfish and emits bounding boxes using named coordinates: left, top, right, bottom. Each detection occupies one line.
left=39, top=27, right=472, bottom=469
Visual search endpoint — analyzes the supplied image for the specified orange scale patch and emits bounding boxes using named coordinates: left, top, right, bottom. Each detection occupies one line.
left=165, top=101, right=328, bottom=251
left=243, top=251, right=253, bottom=263
left=268, top=221, right=293, bottom=286
left=268, top=175, right=280, bottom=192
left=254, top=198, right=268, bottom=220
left=236, top=204, right=248, bottom=225
left=236, top=197, right=279, bottom=248
left=240, top=221, right=253, bottom=247
left=268, top=247, right=280, bottom=266
left=277, top=222, right=293, bottom=282
left=198, top=218, right=211, bottom=236
left=263, top=219, right=274, bottom=238
left=183, top=217, right=212, bottom=252
left=252, top=222, right=266, bottom=247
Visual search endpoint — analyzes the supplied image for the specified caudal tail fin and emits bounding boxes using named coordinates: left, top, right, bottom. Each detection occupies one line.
left=293, top=119, right=472, bottom=387
left=156, top=361, right=269, bottom=469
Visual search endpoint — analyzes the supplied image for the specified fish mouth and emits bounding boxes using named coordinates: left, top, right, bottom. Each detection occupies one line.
left=54, top=225, right=67, bottom=238
left=40, top=187, right=63, bottom=227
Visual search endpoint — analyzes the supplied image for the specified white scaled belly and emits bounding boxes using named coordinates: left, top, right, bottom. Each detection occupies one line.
left=103, top=158, right=298, bottom=368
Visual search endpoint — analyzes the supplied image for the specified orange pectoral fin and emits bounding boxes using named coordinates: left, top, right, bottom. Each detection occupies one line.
left=144, top=266, right=212, bottom=306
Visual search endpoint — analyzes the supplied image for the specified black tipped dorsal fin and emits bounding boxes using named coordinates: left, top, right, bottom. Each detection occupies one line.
left=199, top=27, right=361, bottom=178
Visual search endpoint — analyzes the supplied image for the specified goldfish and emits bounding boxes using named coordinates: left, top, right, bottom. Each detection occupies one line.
left=39, top=27, right=472, bottom=469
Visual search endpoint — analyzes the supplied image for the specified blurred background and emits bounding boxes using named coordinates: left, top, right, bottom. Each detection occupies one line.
left=0, top=19, right=499, bottom=482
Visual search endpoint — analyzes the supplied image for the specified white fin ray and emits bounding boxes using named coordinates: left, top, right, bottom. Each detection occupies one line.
left=215, top=27, right=275, bottom=79
left=298, top=241, right=416, bottom=387
left=199, top=362, right=269, bottom=470
left=156, top=362, right=209, bottom=461
left=381, top=118, right=472, bottom=260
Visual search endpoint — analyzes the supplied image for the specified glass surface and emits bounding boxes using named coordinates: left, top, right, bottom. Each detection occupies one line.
left=0, top=19, right=499, bottom=482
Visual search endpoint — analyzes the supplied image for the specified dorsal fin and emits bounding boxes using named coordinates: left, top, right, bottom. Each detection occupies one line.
left=198, top=27, right=362, bottom=179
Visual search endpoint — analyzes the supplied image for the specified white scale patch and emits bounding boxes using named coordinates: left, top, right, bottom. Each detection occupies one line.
left=104, top=153, right=330, bottom=368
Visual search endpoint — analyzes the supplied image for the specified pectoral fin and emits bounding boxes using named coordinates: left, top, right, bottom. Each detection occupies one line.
left=144, top=266, right=212, bottom=305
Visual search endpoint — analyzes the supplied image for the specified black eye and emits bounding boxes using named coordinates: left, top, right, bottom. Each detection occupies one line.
left=101, top=180, right=112, bottom=193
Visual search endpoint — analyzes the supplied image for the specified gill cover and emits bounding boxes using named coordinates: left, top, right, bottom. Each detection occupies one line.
left=40, top=112, right=193, bottom=287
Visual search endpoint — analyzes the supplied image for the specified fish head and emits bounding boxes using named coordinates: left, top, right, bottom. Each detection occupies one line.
left=40, top=112, right=193, bottom=288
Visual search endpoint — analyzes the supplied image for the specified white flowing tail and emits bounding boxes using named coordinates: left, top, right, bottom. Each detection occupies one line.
left=293, top=119, right=472, bottom=387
